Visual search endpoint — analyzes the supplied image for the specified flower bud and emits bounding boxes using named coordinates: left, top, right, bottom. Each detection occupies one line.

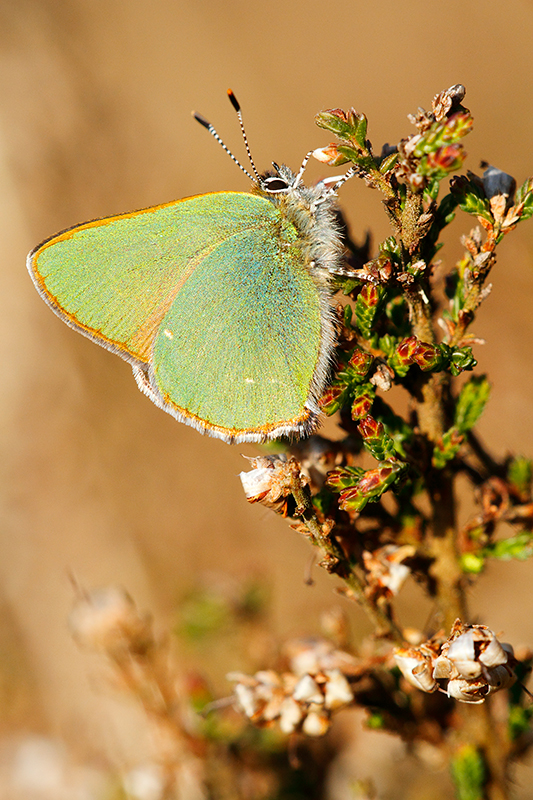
left=351, top=393, right=374, bottom=420
left=312, top=144, right=350, bottom=167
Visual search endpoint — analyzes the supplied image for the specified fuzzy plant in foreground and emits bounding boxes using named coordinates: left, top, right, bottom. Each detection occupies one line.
left=71, top=86, right=533, bottom=800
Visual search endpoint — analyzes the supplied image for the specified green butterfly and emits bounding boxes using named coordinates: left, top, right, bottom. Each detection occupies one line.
left=28, top=92, right=353, bottom=443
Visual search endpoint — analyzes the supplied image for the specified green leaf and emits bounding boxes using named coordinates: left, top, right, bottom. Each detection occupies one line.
left=379, top=151, right=399, bottom=173
left=337, top=145, right=376, bottom=173
left=483, top=532, right=533, bottom=561
left=450, top=175, right=493, bottom=222
left=353, top=113, right=368, bottom=149
left=355, top=284, right=387, bottom=338
left=454, top=375, right=490, bottom=432
left=509, top=705, right=533, bottom=741
left=432, top=426, right=463, bottom=469
left=515, top=176, right=533, bottom=221
left=507, top=456, right=533, bottom=499
left=315, top=109, right=361, bottom=138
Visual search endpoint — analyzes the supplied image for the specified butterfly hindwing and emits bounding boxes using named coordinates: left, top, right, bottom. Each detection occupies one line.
left=28, top=191, right=327, bottom=440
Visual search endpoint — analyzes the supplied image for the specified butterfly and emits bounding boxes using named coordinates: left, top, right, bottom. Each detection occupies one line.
left=27, top=91, right=354, bottom=443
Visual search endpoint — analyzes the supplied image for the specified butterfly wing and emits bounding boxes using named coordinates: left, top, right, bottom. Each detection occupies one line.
left=28, top=192, right=330, bottom=442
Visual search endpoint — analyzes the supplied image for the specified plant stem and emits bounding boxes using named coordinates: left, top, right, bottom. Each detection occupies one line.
left=291, top=482, right=404, bottom=643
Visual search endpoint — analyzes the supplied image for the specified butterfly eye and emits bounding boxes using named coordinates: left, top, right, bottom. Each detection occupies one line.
left=262, top=176, right=290, bottom=192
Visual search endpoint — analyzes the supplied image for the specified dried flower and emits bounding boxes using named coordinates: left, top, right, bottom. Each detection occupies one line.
left=363, top=544, right=416, bottom=599
left=394, top=620, right=517, bottom=703
left=239, top=454, right=305, bottom=516
left=228, top=663, right=354, bottom=736
left=68, top=586, right=153, bottom=656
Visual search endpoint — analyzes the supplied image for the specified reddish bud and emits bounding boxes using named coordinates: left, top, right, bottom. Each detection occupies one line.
left=396, top=335, right=418, bottom=361
left=352, top=395, right=374, bottom=420
left=358, top=415, right=384, bottom=439
left=312, top=144, right=350, bottom=167
left=412, top=341, right=440, bottom=370
left=320, top=385, right=345, bottom=413
left=359, top=284, right=380, bottom=308
left=347, top=348, right=374, bottom=377
left=357, top=466, right=393, bottom=495
left=426, top=144, right=463, bottom=172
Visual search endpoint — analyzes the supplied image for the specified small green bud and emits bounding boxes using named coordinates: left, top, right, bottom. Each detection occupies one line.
left=326, top=466, right=365, bottom=491
left=336, top=464, right=399, bottom=512
left=454, top=375, right=490, bottom=433
left=358, top=415, right=397, bottom=460
left=449, top=346, right=477, bottom=376
left=355, top=284, right=386, bottom=338
left=460, top=552, right=486, bottom=574
left=432, top=427, right=463, bottom=469
left=507, top=456, right=533, bottom=500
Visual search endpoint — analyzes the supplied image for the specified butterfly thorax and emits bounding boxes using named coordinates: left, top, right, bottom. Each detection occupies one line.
left=250, top=164, right=345, bottom=281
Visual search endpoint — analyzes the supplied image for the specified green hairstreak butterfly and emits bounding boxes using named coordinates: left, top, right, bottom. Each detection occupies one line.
left=27, top=92, right=354, bottom=443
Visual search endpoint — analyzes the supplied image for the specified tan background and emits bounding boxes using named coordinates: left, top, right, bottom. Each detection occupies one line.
left=1, top=0, right=533, bottom=796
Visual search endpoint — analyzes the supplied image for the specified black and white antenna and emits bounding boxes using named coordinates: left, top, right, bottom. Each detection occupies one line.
left=194, top=90, right=360, bottom=196
left=193, top=90, right=262, bottom=184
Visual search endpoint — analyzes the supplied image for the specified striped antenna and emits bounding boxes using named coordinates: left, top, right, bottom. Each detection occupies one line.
left=226, top=90, right=262, bottom=182
left=193, top=110, right=255, bottom=183
left=193, top=90, right=263, bottom=184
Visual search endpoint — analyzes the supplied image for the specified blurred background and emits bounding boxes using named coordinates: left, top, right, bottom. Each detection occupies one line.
left=1, top=0, right=533, bottom=797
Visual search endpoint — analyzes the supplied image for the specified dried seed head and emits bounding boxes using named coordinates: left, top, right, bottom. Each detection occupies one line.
left=369, top=363, right=394, bottom=392
left=227, top=645, right=355, bottom=736
left=395, top=620, right=518, bottom=703
left=284, top=636, right=358, bottom=676
left=432, top=84, right=467, bottom=121
left=447, top=676, right=489, bottom=703
left=446, top=624, right=508, bottom=679
left=234, top=682, right=259, bottom=718
left=68, top=586, right=153, bottom=655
